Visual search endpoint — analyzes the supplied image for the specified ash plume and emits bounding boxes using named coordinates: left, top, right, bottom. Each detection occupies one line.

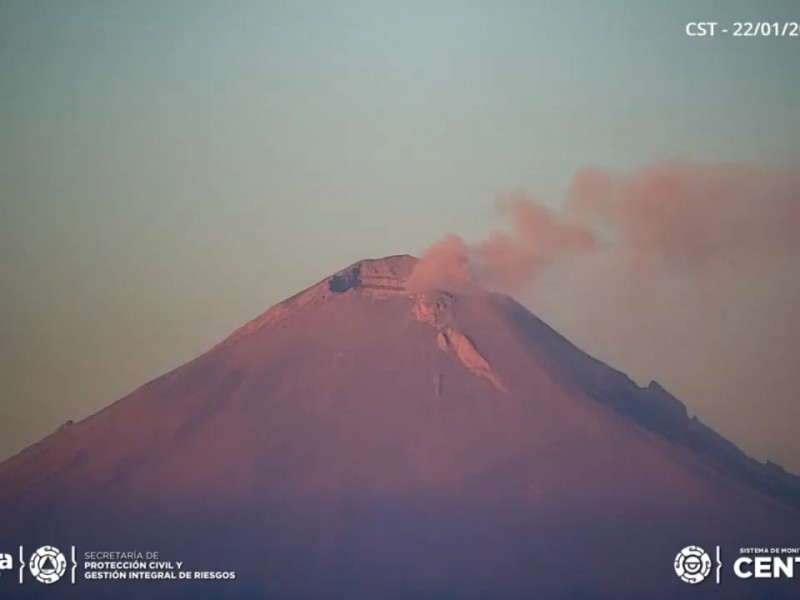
left=410, top=161, right=800, bottom=293
left=568, top=161, right=800, bottom=279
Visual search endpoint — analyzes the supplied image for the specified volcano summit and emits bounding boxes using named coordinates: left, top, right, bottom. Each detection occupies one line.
left=1, top=255, right=798, bottom=599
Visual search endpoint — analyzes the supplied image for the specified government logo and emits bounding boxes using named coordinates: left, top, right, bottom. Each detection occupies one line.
left=674, top=545, right=712, bottom=584
left=28, top=545, right=67, bottom=584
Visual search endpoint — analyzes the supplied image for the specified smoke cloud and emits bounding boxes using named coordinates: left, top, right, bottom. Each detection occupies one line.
left=410, top=162, right=800, bottom=293
left=568, top=162, right=800, bottom=278
left=474, top=196, right=598, bottom=290
left=407, top=194, right=598, bottom=293
left=406, top=234, right=472, bottom=292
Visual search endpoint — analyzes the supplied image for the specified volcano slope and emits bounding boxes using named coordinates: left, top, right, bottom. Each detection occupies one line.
left=1, top=255, right=798, bottom=599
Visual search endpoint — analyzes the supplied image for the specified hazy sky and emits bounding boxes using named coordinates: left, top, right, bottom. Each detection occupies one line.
left=2, top=1, right=799, bottom=469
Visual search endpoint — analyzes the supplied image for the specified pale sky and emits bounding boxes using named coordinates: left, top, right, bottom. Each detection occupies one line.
left=1, top=1, right=799, bottom=468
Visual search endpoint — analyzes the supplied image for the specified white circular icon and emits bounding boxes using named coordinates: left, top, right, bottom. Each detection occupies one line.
left=674, top=545, right=712, bottom=584
left=29, top=545, right=67, bottom=584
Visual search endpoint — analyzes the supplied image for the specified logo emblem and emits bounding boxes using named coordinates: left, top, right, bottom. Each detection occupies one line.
left=28, top=546, right=67, bottom=584
left=674, top=545, right=712, bottom=584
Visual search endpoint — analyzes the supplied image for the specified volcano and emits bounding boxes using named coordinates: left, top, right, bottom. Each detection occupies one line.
left=1, top=255, right=798, bottom=599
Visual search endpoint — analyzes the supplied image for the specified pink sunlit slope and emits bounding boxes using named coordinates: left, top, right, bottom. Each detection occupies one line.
left=1, top=255, right=798, bottom=599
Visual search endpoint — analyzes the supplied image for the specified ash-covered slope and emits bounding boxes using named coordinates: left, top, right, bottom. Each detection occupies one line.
left=1, top=255, right=798, bottom=599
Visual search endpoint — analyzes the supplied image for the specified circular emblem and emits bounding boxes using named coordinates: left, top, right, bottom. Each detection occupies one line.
left=28, top=545, right=67, bottom=584
left=674, top=545, right=712, bottom=584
